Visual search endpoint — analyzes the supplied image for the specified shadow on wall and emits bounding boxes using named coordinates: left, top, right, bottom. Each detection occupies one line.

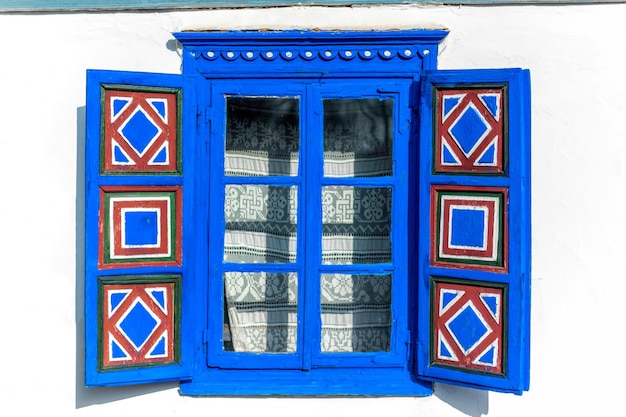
left=73, top=103, right=489, bottom=412
left=434, top=383, right=489, bottom=417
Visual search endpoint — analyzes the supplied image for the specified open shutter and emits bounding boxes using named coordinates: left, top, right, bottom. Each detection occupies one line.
left=85, top=70, right=192, bottom=386
left=416, top=69, right=531, bottom=394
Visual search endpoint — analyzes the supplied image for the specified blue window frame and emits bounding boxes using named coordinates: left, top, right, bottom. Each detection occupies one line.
left=84, top=30, right=531, bottom=395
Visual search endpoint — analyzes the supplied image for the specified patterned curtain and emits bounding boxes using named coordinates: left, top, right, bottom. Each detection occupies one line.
left=321, top=274, right=391, bottom=352
left=224, top=272, right=298, bottom=353
left=223, top=97, right=393, bottom=353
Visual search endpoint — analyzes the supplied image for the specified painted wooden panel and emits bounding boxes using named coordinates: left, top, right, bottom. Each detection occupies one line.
left=85, top=70, right=191, bottom=387
left=102, top=86, right=181, bottom=175
left=432, top=278, right=505, bottom=374
left=434, top=87, right=505, bottom=174
left=100, top=275, right=180, bottom=369
left=431, top=185, right=507, bottom=272
left=1, top=0, right=621, bottom=12
left=417, top=69, right=530, bottom=394
left=98, top=186, right=182, bottom=268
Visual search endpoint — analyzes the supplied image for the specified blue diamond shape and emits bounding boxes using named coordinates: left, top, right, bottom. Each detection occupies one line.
left=447, top=302, right=489, bottom=353
left=449, top=105, right=489, bottom=156
left=120, top=108, right=159, bottom=155
left=118, top=300, right=158, bottom=350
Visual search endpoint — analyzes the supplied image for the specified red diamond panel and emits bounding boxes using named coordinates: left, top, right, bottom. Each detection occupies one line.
left=435, top=88, right=504, bottom=174
left=103, top=88, right=179, bottom=174
left=433, top=280, right=504, bottom=373
left=101, top=280, right=177, bottom=369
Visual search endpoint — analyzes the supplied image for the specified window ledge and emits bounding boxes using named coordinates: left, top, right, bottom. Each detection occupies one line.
left=179, top=367, right=432, bottom=396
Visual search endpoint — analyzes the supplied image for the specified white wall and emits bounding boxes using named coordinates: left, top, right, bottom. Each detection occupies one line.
left=0, top=4, right=624, bottom=416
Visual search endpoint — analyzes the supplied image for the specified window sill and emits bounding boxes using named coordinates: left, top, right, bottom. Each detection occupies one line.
left=179, top=367, right=432, bottom=396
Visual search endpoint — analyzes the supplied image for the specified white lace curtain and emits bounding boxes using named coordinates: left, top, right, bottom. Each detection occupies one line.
left=222, top=97, right=393, bottom=353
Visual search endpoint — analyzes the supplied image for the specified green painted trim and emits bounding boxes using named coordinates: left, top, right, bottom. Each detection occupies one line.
left=2, top=0, right=625, bottom=13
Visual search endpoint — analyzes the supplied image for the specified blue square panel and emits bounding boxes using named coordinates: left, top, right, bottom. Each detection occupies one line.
left=123, top=210, right=160, bottom=247
left=450, top=207, right=486, bottom=249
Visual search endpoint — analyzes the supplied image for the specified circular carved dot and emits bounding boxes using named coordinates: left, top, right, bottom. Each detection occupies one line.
left=305, top=51, right=313, bottom=57
left=325, top=50, right=332, bottom=57
left=285, top=51, right=293, bottom=57
left=383, top=50, right=392, bottom=57
left=345, top=51, right=353, bottom=57
left=364, top=50, right=372, bottom=57
left=423, top=49, right=431, bottom=55
left=404, top=49, right=412, bottom=57
left=246, top=51, right=254, bottom=58
left=207, top=51, right=215, bottom=58
left=226, top=51, right=235, bottom=58
left=266, top=51, right=274, bottom=58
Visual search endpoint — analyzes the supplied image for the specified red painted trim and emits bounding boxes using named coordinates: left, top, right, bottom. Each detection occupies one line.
left=440, top=197, right=496, bottom=259
left=111, top=198, right=170, bottom=257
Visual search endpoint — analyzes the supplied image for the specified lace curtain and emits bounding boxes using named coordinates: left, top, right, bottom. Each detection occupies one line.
left=223, top=97, right=393, bottom=353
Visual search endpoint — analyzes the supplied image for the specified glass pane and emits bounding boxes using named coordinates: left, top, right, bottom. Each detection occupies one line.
left=226, top=97, right=299, bottom=177
left=323, top=98, right=393, bottom=177
left=321, top=186, right=392, bottom=264
left=223, top=272, right=298, bottom=353
left=224, top=185, right=297, bottom=263
left=320, top=274, right=391, bottom=352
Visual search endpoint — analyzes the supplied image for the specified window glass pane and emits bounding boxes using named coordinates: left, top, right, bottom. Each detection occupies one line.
left=224, top=185, right=297, bottom=263
left=223, top=272, right=298, bottom=353
left=320, top=273, right=392, bottom=352
left=323, top=98, right=393, bottom=178
left=226, top=97, right=299, bottom=177
left=321, top=186, right=392, bottom=264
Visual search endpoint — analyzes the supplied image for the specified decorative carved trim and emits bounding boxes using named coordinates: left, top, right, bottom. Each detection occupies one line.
left=175, top=30, right=448, bottom=69
left=195, top=46, right=431, bottom=62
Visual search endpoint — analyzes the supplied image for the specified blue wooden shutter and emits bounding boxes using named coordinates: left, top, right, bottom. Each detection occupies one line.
left=416, top=69, right=531, bottom=394
left=84, top=70, right=192, bottom=386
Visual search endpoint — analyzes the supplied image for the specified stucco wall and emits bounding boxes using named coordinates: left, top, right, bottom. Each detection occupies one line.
left=0, top=4, right=623, bottom=416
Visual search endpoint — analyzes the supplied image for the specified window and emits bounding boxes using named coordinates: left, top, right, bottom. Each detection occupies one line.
left=84, top=30, right=531, bottom=395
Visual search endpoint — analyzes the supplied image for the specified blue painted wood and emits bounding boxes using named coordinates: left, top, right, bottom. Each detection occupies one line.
left=2, top=0, right=621, bottom=12
left=85, top=30, right=530, bottom=396
left=175, top=30, right=448, bottom=79
left=171, top=31, right=446, bottom=395
left=179, top=367, right=431, bottom=396
left=416, top=68, right=531, bottom=394
left=85, top=69, right=194, bottom=387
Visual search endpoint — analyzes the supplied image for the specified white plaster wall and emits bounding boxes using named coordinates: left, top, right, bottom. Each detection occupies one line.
left=0, top=4, right=624, bottom=416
